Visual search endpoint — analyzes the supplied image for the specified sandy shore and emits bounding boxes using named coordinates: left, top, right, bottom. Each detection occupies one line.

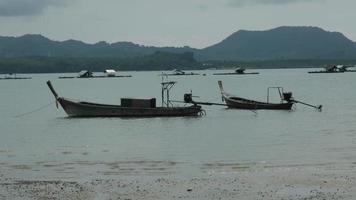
left=1, top=165, right=355, bottom=200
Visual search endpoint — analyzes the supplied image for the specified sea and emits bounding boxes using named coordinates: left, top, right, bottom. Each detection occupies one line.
left=0, top=69, right=356, bottom=181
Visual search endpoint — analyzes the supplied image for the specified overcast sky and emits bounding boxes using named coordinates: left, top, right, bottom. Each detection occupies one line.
left=0, top=0, right=355, bottom=48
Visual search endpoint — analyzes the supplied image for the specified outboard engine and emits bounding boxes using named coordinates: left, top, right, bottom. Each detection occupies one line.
left=283, top=92, right=293, bottom=102
left=184, top=93, right=193, bottom=103
left=282, top=92, right=293, bottom=102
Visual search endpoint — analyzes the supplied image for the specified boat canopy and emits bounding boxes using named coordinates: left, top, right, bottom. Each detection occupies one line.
left=173, top=69, right=185, bottom=75
left=235, top=67, right=246, bottom=73
left=78, top=70, right=93, bottom=78
left=324, top=65, right=338, bottom=72
left=324, top=65, right=355, bottom=72
left=105, top=69, right=117, bottom=76
left=337, top=65, right=355, bottom=71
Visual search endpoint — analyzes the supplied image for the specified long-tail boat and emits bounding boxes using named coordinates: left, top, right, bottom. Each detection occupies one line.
left=218, top=81, right=322, bottom=111
left=218, top=81, right=293, bottom=110
left=46, top=80, right=203, bottom=117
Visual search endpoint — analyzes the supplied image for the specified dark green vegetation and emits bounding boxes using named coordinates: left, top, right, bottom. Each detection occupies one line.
left=1, top=55, right=355, bottom=73
left=1, top=26, right=356, bottom=73
left=0, top=52, right=200, bottom=73
left=0, top=34, right=194, bottom=58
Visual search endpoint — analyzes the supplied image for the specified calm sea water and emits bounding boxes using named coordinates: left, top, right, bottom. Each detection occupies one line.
left=1, top=69, right=356, bottom=180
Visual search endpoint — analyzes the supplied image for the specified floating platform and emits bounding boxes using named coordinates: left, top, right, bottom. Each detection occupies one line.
left=308, top=70, right=356, bottom=74
left=213, top=72, right=259, bottom=75
left=0, top=77, right=32, bottom=80
left=162, top=73, right=200, bottom=76
left=58, top=75, right=132, bottom=79
left=213, top=67, right=259, bottom=76
left=308, top=71, right=344, bottom=74
left=308, top=65, right=356, bottom=74
left=160, top=69, right=200, bottom=76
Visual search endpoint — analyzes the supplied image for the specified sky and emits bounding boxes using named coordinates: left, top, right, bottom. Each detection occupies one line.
left=0, top=0, right=355, bottom=48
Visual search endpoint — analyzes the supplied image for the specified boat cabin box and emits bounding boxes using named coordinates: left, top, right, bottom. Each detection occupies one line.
left=121, top=98, right=156, bottom=108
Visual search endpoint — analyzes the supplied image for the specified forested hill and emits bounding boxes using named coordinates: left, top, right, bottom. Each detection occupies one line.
left=0, top=34, right=195, bottom=58
left=196, top=26, right=356, bottom=61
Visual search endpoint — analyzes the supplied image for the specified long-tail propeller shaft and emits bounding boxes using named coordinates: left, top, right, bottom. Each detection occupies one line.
left=293, top=100, right=322, bottom=111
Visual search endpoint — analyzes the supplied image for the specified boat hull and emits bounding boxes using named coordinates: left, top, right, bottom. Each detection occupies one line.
left=0, top=77, right=32, bottom=80
left=223, top=96, right=293, bottom=110
left=58, top=98, right=202, bottom=117
left=58, top=75, right=132, bottom=79
left=160, top=73, right=200, bottom=76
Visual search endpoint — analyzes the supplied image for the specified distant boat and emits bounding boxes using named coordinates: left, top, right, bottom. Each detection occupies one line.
left=218, top=81, right=293, bottom=110
left=161, top=69, right=200, bottom=76
left=213, top=67, right=259, bottom=75
left=46, top=80, right=203, bottom=117
left=0, top=73, right=32, bottom=80
left=59, top=69, right=132, bottom=79
left=308, top=65, right=356, bottom=73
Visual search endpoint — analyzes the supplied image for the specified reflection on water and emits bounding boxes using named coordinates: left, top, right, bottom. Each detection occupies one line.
left=0, top=69, right=356, bottom=180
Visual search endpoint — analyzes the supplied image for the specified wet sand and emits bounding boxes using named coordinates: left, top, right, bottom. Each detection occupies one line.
left=1, top=164, right=355, bottom=200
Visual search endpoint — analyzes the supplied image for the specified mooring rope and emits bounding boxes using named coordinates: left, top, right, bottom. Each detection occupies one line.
left=13, top=100, right=56, bottom=118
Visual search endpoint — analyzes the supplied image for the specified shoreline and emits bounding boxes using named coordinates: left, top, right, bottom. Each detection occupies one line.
left=1, top=163, right=355, bottom=200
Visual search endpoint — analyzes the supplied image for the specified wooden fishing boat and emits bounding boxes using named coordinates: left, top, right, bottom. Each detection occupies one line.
left=218, top=81, right=293, bottom=110
left=46, top=81, right=203, bottom=117
left=213, top=67, right=259, bottom=75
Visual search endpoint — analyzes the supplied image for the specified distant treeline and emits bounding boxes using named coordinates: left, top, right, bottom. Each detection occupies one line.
left=0, top=51, right=201, bottom=73
left=0, top=51, right=355, bottom=73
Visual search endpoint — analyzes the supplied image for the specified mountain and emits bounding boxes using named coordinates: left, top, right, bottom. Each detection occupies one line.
left=197, top=26, right=356, bottom=60
left=0, top=26, right=356, bottom=60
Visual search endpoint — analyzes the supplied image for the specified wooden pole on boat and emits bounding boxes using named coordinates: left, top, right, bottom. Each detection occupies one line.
left=46, top=81, right=58, bottom=98
left=46, top=80, right=59, bottom=108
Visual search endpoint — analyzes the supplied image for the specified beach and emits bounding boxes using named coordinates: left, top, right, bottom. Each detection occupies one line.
left=1, top=163, right=355, bottom=200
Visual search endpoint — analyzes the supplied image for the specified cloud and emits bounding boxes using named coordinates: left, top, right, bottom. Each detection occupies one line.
left=228, top=0, right=321, bottom=7
left=0, top=0, right=71, bottom=17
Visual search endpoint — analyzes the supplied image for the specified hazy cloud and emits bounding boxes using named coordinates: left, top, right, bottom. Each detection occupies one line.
left=0, top=0, right=71, bottom=17
left=228, top=0, right=321, bottom=7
